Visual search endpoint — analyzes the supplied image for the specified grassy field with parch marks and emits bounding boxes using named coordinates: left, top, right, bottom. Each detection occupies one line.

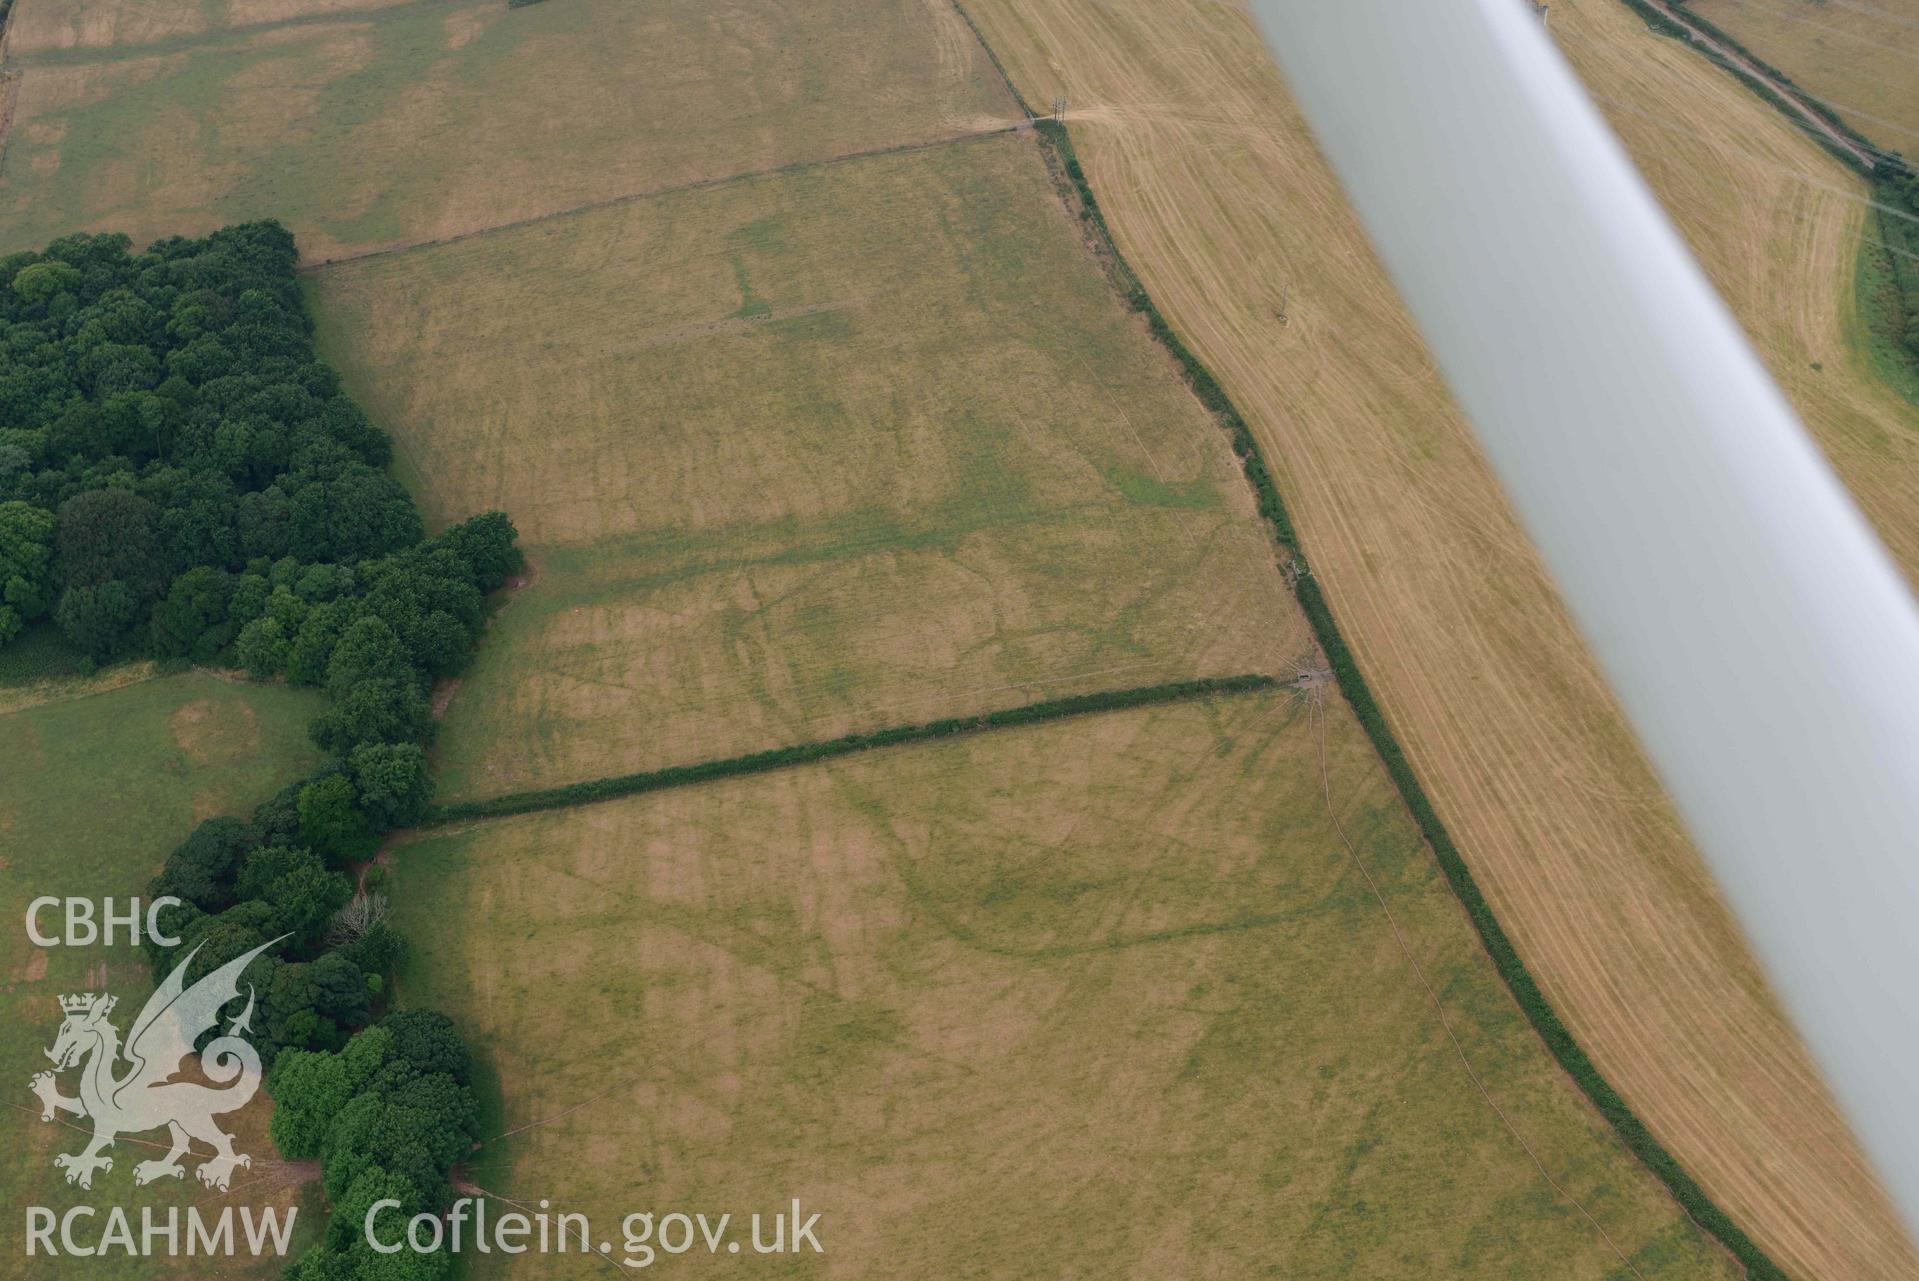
left=0, top=673, right=326, bottom=1276
left=391, top=692, right=1743, bottom=1280
left=309, top=133, right=1302, bottom=804
left=5, top=0, right=416, bottom=54
left=0, top=0, right=1021, bottom=262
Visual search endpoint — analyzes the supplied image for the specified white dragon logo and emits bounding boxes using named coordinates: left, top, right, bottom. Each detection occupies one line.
left=28, top=936, right=282, bottom=1192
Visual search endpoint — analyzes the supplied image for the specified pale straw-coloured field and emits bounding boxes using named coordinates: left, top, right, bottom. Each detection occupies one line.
left=961, top=0, right=1919, bottom=1275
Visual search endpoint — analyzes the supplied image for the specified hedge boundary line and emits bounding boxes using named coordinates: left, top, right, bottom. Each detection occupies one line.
left=299, top=125, right=1019, bottom=274
left=1621, top=0, right=1918, bottom=186
left=1617, top=0, right=1689, bottom=39
left=1025, top=111, right=1792, bottom=1281
left=419, top=674, right=1279, bottom=825
left=1651, top=0, right=1892, bottom=177
left=949, top=0, right=1036, bottom=120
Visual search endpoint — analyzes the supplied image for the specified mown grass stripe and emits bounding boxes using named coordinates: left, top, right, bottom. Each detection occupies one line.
left=1024, top=111, right=1791, bottom=1281
left=419, top=674, right=1279, bottom=825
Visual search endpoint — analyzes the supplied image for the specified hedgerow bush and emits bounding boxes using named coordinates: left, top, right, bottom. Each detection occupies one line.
left=423, top=674, right=1279, bottom=825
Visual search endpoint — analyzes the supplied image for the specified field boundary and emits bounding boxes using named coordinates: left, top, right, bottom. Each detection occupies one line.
left=418, top=674, right=1280, bottom=825
left=298, top=123, right=1023, bottom=272
left=1, top=0, right=489, bottom=70
left=1622, top=0, right=1892, bottom=177
left=1624, top=0, right=1880, bottom=172
left=1001, top=58, right=1795, bottom=1281
left=949, top=0, right=1036, bottom=118
left=0, top=67, right=18, bottom=181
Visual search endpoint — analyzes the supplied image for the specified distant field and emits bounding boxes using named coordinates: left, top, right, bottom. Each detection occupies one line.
left=0, top=673, right=325, bottom=1274
left=311, top=134, right=1299, bottom=802
left=1683, top=0, right=1919, bottom=153
left=392, top=693, right=1741, bottom=1280
left=0, top=0, right=1019, bottom=261
left=962, top=0, right=1919, bottom=1276
left=3, top=0, right=413, bottom=54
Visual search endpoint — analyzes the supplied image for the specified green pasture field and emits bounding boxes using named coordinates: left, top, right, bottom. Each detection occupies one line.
left=0, top=0, right=1019, bottom=261
left=310, top=133, right=1302, bottom=803
left=0, top=673, right=326, bottom=1276
left=389, top=692, right=1742, bottom=1279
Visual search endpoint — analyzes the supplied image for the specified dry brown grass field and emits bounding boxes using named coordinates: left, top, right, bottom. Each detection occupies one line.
left=1684, top=0, right=1919, bottom=152
left=6, top=0, right=211, bottom=53
left=2, top=0, right=412, bottom=55
left=310, top=134, right=1301, bottom=803
left=391, top=693, right=1743, bottom=1280
left=0, top=0, right=1020, bottom=262
left=962, top=0, right=1919, bottom=1276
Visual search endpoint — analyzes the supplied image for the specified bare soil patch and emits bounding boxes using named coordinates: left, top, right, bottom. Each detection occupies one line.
left=168, top=695, right=262, bottom=766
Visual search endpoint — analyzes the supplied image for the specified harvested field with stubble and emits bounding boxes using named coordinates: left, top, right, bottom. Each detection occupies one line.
left=390, top=692, right=1743, bottom=1281
left=1683, top=0, right=1919, bottom=152
left=0, top=0, right=1020, bottom=262
left=310, top=133, right=1302, bottom=803
left=961, top=0, right=1919, bottom=1276
left=0, top=673, right=326, bottom=1276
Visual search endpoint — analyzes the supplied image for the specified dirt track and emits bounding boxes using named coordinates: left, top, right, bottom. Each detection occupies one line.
left=1642, top=0, right=1879, bottom=168
left=961, top=0, right=1919, bottom=1277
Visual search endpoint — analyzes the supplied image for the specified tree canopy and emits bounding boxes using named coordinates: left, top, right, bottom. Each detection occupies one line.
left=0, top=223, right=518, bottom=668
left=1, top=222, right=524, bottom=1281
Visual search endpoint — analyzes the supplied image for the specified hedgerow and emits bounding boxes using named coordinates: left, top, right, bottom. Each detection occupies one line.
left=422, top=674, right=1279, bottom=825
left=1029, top=116, right=1792, bottom=1280
left=949, top=2, right=1037, bottom=119
left=1665, top=0, right=1890, bottom=168
left=1617, top=0, right=1690, bottom=40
